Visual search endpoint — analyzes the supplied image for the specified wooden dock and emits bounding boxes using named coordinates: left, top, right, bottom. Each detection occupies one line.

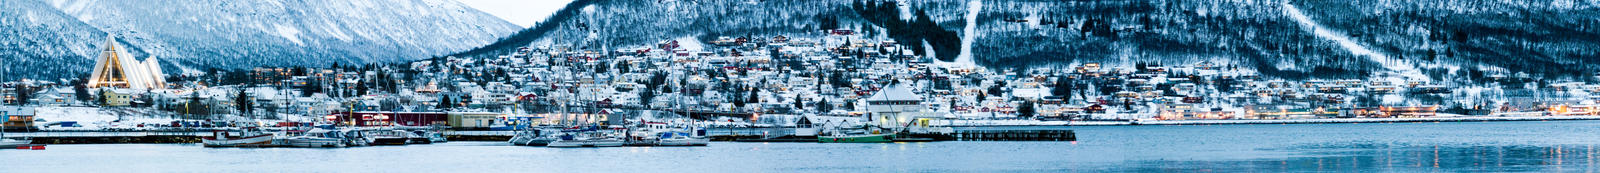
left=30, top=135, right=202, bottom=144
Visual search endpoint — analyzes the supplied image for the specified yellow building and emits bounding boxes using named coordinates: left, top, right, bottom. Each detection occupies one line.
left=447, top=112, right=502, bottom=129
left=100, top=89, right=134, bottom=107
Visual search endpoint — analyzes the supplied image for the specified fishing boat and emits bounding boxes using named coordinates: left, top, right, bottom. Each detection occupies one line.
left=284, top=128, right=347, bottom=148
left=201, top=128, right=275, bottom=147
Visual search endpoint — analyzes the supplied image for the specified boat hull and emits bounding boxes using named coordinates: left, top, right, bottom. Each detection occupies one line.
left=0, top=139, right=33, bottom=148
left=657, top=138, right=710, bottom=146
left=370, top=138, right=409, bottom=145
left=285, top=138, right=346, bottom=148
left=818, top=134, right=896, bottom=143
left=407, top=138, right=433, bottom=144
left=521, top=138, right=555, bottom=146
left=547, top=139, right=624, bottom=148
left=201, top=134, right=275, bottom=147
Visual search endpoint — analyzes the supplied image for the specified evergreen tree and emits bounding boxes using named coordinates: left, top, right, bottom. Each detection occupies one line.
left=733, top=98, right=746, bottom=109
left=1018, top=101, right=1037, bottom=118
left=436, top=96, right=452, bottom=110
left=793, top=99, right=805, bottom=111
left=1051, top=78, right=1073, bottom=102
left=234, top=89, right=253, bottom=117
left=747, top=87, right=760, bottom=104
left=976, top=93, right=987, bottom=104
left=97, top=88, right=109, bottom=106
left=74, top=81, right=91, bottom=102
left=12, top=85, right=31, bottom=105
left=355, top=80, right=369, bottom=96
left=817, top=98, right=832, bottom=113
left=639, top=90, right=656, bottom=108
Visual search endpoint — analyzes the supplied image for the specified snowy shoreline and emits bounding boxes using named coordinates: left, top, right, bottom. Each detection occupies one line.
left=936, top=116, right=1600, bottom=127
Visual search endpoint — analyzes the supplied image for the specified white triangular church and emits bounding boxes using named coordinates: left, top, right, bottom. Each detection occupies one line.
left=87, top=36, right=166, bottom=89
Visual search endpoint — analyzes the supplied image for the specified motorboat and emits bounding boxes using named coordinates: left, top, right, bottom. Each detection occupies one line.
left=201, top=128, right=275, bottom=147
left=624, top=122, right=669, bottom=146
left=422, top=130, right=447, bottom=143
left=1, top=117, right=37, bottom=149
left=818, top=127, right=895, bottom=143
left=547, top=133, right=625, bottom=148
left=367, top=130, right=411, bottom=145
left=285, top=128, right=347, bottom=148
left=547, top=126, right=624, bottom=148
left=339, top=129, right=371, bottom=147
left=405, top=130, right=433, bottom=144
left=655, top=131, right=709, bottom=146
left=0, top=138, right=31, bottom=148
left=509, top=128, right=558, bottom=146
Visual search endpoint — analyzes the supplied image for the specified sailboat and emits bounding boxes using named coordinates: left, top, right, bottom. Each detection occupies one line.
left=546, top=51, right=627, bottom=148
left=508, top=95, right=559, bottom=146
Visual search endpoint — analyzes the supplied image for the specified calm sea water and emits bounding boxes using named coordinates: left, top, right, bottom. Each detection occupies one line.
left=5, top=121, right=1600, bottom=172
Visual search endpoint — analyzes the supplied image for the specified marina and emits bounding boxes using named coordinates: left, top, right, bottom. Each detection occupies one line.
left=3, top=120, right=1598, bottom=172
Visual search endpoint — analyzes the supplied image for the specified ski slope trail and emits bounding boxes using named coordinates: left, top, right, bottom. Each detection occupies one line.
left=1282, top=2, right=1427, bottom=80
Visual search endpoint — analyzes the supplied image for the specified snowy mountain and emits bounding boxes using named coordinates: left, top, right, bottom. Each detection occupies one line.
left=1, top=0, right=520, bottom=81
left=0, top=0, right=106, bottom=81
left=452, top=0, right=1599, bottom=80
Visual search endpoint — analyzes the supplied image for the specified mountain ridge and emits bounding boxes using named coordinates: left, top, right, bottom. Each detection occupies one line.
left=1, top=0, right=521, bottom=81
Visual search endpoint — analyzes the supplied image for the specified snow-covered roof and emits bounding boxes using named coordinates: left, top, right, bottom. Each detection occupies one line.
left=0, top=106, right=35, bottom=116
left=867, top=85, right=921, bottom=101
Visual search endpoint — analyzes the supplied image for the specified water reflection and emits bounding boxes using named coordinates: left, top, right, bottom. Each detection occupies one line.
left=6, top=121, right=1600, bottom=172
left=1097, top=144, right=1597, bottom=172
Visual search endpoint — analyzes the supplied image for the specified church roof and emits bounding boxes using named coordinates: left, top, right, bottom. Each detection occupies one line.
left=87, top=36, right=166, bottom=90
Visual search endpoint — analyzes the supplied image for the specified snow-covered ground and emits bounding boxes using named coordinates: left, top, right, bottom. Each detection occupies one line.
left=33, top=107, right=179, bottom=130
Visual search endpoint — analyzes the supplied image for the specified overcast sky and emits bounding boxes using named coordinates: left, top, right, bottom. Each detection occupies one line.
left=457, top=0, right=574, bottom=27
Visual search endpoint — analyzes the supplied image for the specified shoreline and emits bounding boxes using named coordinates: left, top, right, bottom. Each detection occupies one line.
left=936, top=116, right=1600, bottom=127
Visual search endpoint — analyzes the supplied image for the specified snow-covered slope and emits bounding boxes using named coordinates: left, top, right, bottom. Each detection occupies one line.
left=454, top=0, right=1598, bottom=80
left=1, top=0, right=520, bottom=80
left=0, top=0, right=107, bottom=81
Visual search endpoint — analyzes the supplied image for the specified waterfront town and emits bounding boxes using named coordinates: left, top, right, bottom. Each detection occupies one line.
left=2, top=29, right=1600, bottom=147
